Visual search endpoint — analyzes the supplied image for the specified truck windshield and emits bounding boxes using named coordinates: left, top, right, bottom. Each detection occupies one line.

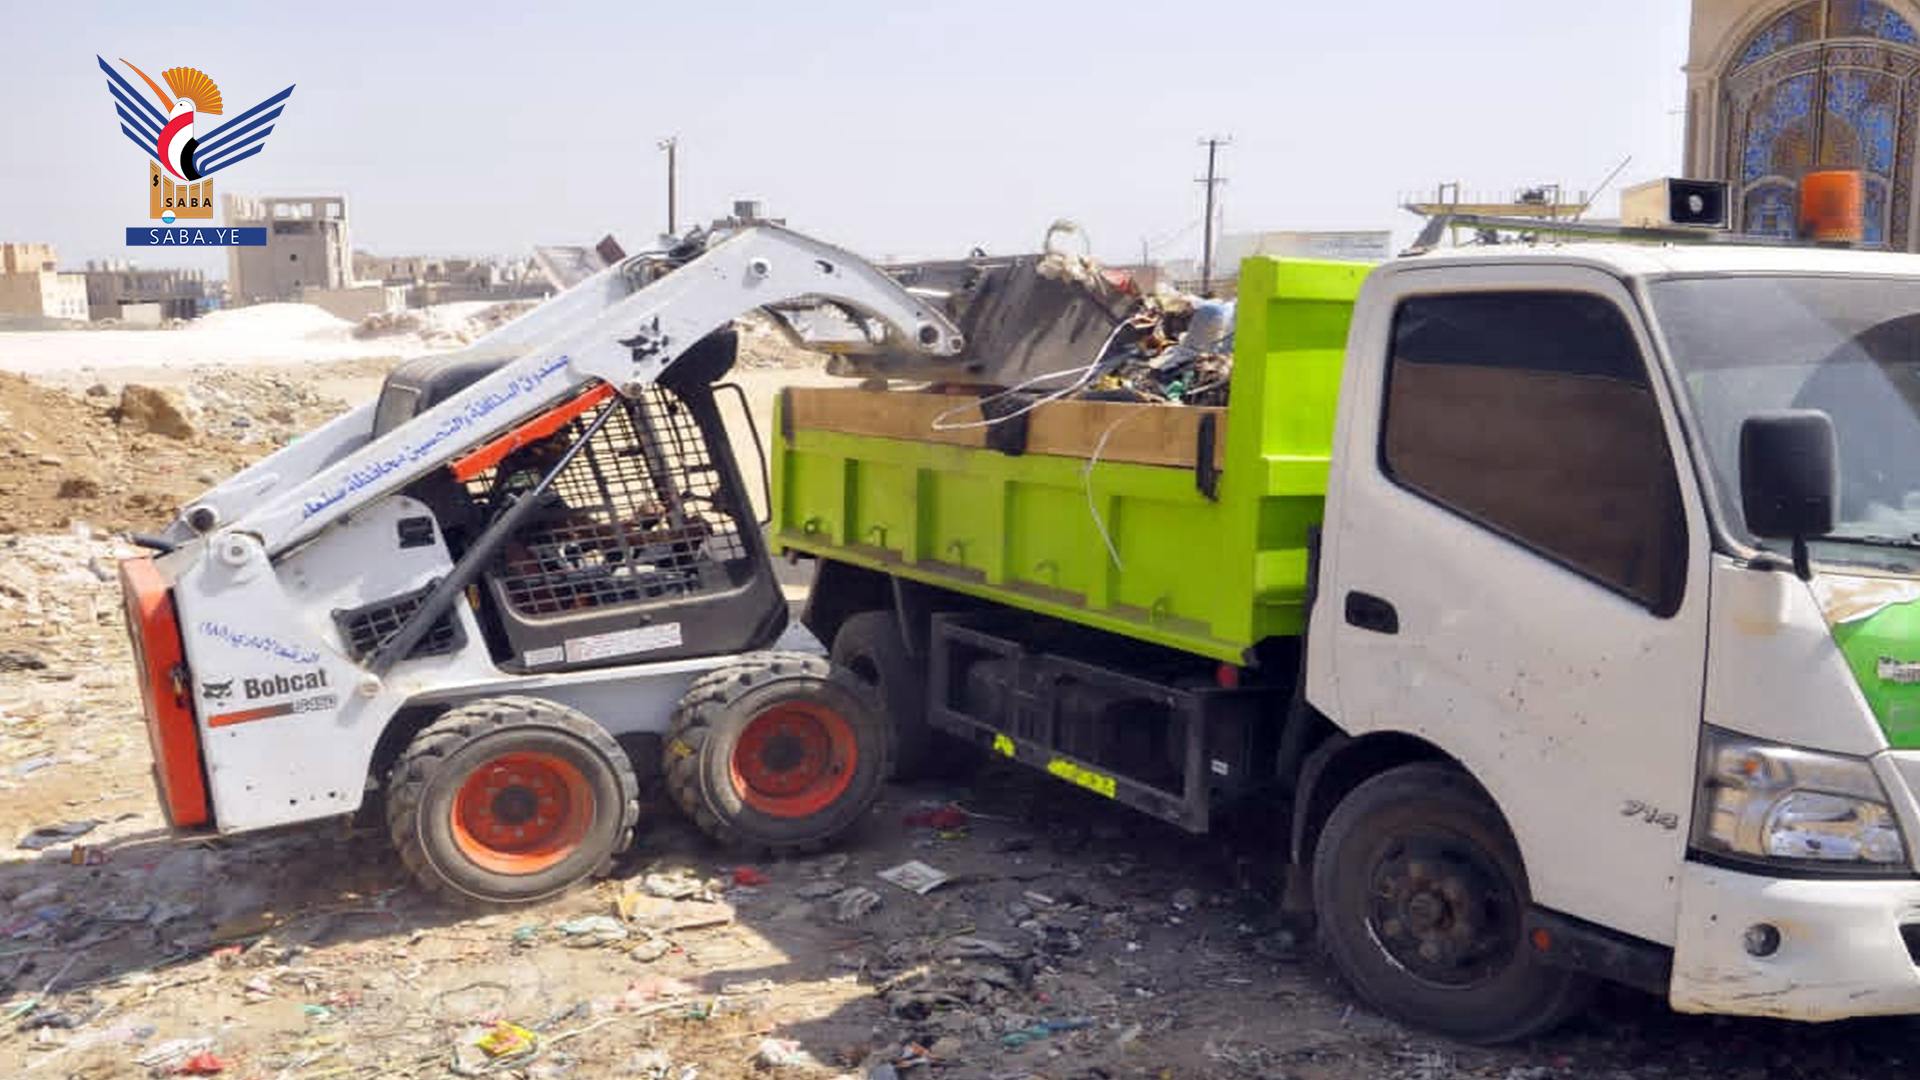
left=1651, top=275, right=1920, bottom=572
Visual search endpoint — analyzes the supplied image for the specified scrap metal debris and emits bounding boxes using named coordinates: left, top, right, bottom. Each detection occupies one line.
left=818, top=222, right=1237, bottom=407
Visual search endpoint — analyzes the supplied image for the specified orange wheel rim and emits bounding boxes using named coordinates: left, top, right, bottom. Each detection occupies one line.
left=729, top=702, right=858, bottom=819
left=450, top=751, right=594, bottom=874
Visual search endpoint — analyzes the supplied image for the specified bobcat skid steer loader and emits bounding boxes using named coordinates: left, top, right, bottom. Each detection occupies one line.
left=117, top=223, right=962, bottom=902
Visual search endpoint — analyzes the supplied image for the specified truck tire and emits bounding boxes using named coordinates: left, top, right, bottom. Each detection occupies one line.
left=387, top=696, right=639, bottom=905
left=830, top=611, right=934, bottom=779
left=1310, top=762, right=1593, bottom=1043
left=665, top=653, right=887, bottom=852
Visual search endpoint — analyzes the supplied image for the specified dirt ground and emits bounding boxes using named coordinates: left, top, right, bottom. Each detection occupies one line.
left=1, top=354, right=1918, bottom=1080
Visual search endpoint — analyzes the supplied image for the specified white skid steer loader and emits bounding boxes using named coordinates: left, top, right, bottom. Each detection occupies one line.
left=117, top=223, right=963, bottom=903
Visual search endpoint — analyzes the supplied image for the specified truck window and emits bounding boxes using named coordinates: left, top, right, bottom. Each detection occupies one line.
left=1651, top=275, right=1920, bottom=573
left=1381, top=291, right=1687, bottom=614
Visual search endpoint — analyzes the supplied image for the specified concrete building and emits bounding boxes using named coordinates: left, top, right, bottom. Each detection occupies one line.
left=0, top=243, right=88, bottom=322
left=353, top=250, right=551, bottom=307
left=83, top=260, right=212, bottom=322
left=2, top=243, right=57, bottom=276
left=224, top=195, right=351, bottom=305
left=1686, top=0, right=1920, bottom=249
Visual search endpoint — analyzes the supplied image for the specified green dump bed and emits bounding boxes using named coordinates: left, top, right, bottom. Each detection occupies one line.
left=771, top=257, right=1369, bottom=664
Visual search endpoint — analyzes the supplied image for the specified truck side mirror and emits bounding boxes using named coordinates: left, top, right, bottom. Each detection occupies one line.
left=1739, top=410, right=1837, bottom=580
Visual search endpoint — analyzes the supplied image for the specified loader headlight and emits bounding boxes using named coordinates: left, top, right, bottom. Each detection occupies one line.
left=1693, top=727, right=1908, bottom=874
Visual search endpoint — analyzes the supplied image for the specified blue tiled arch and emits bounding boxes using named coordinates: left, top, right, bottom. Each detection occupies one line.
left=1725, top=1, right=1920, bottom=248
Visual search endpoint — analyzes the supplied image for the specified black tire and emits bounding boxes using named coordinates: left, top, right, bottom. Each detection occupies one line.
left=1311, top=762, right=1593, bottom=1043
left=665, top=652, right=888, bottom=852
left=831, top=611, right=936, bottom=779
left=387, top=696, right=638, bottom=905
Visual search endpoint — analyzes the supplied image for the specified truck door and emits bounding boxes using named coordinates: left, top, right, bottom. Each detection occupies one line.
left=1313, top=264, right=1708, bottom=947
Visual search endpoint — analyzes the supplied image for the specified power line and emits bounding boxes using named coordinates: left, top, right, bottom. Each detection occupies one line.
left=656, top=137, right=678, bottom=235
left=1197, top=136, right=1232, bottom=296
left=1143, top=218, right=1203, bottom=254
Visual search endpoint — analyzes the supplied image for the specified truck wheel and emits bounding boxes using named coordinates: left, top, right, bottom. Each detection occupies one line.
left=388, top=696, right=638, bottom=905
left=1310, top=762, right=1593, bottom=1043
left=831, top=611, right=934, bottom=779
left=665, top=653, right=887, bottom=851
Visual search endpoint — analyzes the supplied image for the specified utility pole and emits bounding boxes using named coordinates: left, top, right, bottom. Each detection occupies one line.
left=1197, top=136, right=1231, bottom=296
left=657, top=137, right=679, bottom=234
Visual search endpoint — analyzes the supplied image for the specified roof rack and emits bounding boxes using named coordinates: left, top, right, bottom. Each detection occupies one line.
left=1400, top=209, right=1823, bottom=256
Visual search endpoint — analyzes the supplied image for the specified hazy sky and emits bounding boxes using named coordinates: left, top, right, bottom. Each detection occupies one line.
left=11, top=0, right=1691, bottom=277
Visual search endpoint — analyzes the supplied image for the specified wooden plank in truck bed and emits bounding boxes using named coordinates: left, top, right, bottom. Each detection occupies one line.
left=783, top=387, right=1227, bottom=471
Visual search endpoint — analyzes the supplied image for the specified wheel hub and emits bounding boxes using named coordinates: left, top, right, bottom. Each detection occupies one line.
left=450, top=751, right=594, bottom=875
left=758, top=732, right=809, bottom=776
left=1367, top=838, right=1517, bottom=987
left=491, top=786, right=538, bottom=826
left=729, top=702, right=859, bottom=818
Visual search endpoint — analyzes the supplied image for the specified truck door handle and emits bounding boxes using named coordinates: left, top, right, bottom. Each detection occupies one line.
left=1345, top=591, right=1399, bottom=635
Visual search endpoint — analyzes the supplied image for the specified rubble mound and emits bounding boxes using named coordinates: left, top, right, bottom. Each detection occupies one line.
left=0, top=370, right=346, bottom=535
left=355, top=300, right=543, bottom=346
left=735, top=312, right=829, bottom=369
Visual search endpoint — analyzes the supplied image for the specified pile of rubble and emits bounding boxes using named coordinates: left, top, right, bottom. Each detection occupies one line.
left=735, top=314, right=832, bottom=370
left=354, top=301, right=545, bottom=348
left=0, top=370, right=346, bottom=535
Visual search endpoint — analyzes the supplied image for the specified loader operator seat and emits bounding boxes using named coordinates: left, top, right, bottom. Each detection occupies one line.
left=370, top=329, right=787, bottom=674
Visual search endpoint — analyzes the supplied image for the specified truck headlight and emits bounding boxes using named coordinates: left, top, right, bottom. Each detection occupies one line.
left=1693, top=727, right=1908, bottom=874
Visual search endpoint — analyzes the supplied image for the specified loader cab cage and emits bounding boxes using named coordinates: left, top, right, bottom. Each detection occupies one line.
left=461, top=385, right=750, bottom=617
left=382, top=329, right=788, bottom=673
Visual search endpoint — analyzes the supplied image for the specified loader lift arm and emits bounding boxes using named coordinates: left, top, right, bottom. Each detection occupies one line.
left=193, top=225, right=963, bottom=558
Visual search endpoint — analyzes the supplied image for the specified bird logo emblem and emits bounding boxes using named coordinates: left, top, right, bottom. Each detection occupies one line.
left=121, top=61, right=222, bottom=183
left=98, top=56, right=295, bottom=224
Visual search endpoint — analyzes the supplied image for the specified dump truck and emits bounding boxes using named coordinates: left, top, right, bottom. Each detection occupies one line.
left=775, top=240, right=1920, bottom=1040
left=117, top=210, right=1920, bottom=1043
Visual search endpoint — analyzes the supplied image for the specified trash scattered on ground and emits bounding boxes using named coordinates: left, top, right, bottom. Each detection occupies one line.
left=902, top=805, right=967, bottom=831
left=877, top=860, right=950, bottom=895
left=559, top=914, right=629, bottom=946
left=626, top=976, right=698, bottom=1003
left=831, top=886, right=883, bottom=922
left=938, top=936, right=1031, bottom=962
left=173, top=1050, right=229, bottom=1075
left=630, top=938, right=673, bottom=963
left=641, top=869, right=709, bottom=900
left=619, top=894, right=736, bottom=933
left=753, top=1037, right=812, bottom=1067
left=17, top=1008, right=80, bottom=1030
left=17, top=819, right=99, bottom=850
left=733, top=865, right=771, bottom=888
left=476, top=1020, right=539, bottom=1059
left=135, top=1039, right=213, bottom=1070
left=1002, top=1017, right=1094, bottom=1048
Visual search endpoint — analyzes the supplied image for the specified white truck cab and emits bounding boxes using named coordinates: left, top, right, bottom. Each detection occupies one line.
left=1311, top=243, right=1920, bottom=1027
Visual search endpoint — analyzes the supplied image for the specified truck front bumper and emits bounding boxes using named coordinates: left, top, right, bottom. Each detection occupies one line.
left=1671, top=861, right=1920, bottom=1019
